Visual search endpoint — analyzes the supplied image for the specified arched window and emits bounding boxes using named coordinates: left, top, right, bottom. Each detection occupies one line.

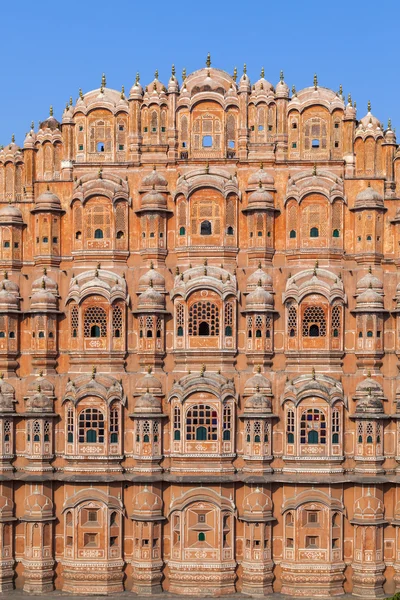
left=310, top=227, right=319, bottom=238
left=112, top=305, right=123, bottom=339
left=94, top=229, right=103, bottom=239
left=186, top=404, right=218, bottom=441
left=44, top=420, right=51, bottom=442
left=302, top=306, right=326, bottom=337
left=177, top=326, right=183, bottom=337
left=225, top=325, right=232, bottom=337
left=227, top=226, right=234, bottom=235
left=198, top=532, right=206, bottom=542
left=84, top=306, right=107, bottom=338
left=289, top=229, right=296, bottom=239
left=200, top=220, right=212, bottom=235
left=188, top=301, right=219, bottom=336
left=300, top=408, right=326, bottom=445
left=179, top=226, right=185, bottom=236
left=78, top=408, right=105, bottom=444
left=367, top=330, right=373, bottom=338
left=223, top=404, right=232, bottom=441
left=286, top=409, right=295, bottom=443
left=67, top=406, right=74, bottom=443
left=71, top=305, right=79, bottom=338
left=332, top=409, right=340, bottom=444
left=33, top=420, right=41, bottom=442
left=288, top=304, right=297, bottom=337
left=332, top=229, right=340, bottom=238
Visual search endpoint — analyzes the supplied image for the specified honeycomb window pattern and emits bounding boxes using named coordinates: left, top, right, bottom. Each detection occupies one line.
left=287, top=305, right=297, bottom=336
left=112, top=305, right=123, bottom=338
left=186, top=404, right=218, bottom=441
left=84, top=306, right=107, bottom=338
left=188, top=301, right=219, bottom=336
left=78, top=408, right=105, bottom=444
left=302, top=306, right=326, bottom=337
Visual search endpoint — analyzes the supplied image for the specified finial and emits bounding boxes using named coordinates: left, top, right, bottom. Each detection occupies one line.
left=69, top=96, right=73, bottom=106
left=0, top=373, right=3, bottom=380
left=41, top=278, right=46, bottom=289
left=258, top=278, right=262, bottom=287
left=388, top=118, right=392, bottom=130
left=79, top=88, right=83, bottom=99
left=312, top=367, right=316, bottom=380
left=149, top=279, right=153, bottom=288
left=101, top=73, right=106, bottom=88
left=368, top=265, right=372, bottom=274
left=315, top=260, right=319, bottom=268
left=97, top=262, right=101, bottom=270
left=347, top=93, right=352, bottom=107
left=256, top=365, right=261, bottom=373
left=260, top=66, right=265, bottom=78
left=312, top=163, right=317, bottom=176
left=339, top=84, right=343, bottom=96
left=243, top=63, right=247, bottom=75
left=203, top=258, right=208, bottom=266
left=292, top=85, right=296, bottom=96
left=120, top=85, right=125, bottom=99
left=3, top=271, right=7, bottom=280
left=147, top=365, right=152, bottom=374
left=37, top=384, right=41, bottom=393
left=31, top=121, right=34, bottom=130
left=367, top=369, right=371, bottom=378
left=92, top=366, right=97, bottom=379
left=313, top=73, right=318, bottom=89
left=98, top=168, right=103, bottom=179
left=200, top=363, right=206, bottom=376
left=150, top=260, right=154, bottom=269
left=175, top=266, right=180, bottom=276
left=182, top=67, right=186, bottom=81
left=11, top=134, right=15, bottom=143
left=154, top=69, right=159, bottom=80
left=233, top=67, right=237, bottom=82
left=354, top=101, right=357, bottom=109
left=171, top=64, right=176, bottom=78
left=367, top=100, right=371, bottom=113
left=49, top=105, right=53, bottom=117
left=206, top=53, right=211, bottom=68
left=368, top=181, right=371, bottom=187
left=205, top=161, right=209, bottom=174
left=135, top=72, right=140, bottom=84
left=258, top=261, right=262, bottom=269
left=280, top=69, right=284, bottom=82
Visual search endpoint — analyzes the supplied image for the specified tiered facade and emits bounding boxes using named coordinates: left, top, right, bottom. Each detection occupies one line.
left=0, top=58, right=400, bottom=596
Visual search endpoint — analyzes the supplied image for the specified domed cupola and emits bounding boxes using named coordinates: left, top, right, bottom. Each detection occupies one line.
left=245, top=183, right=274, bottom=210
left=129, top=72, right=144, bottom=100
left=247, top=164, right=275, bottom=190
left=140, top=188, right=168, bottom=211
left=246, top=263, right=273, bottom=292
left=168, top=64, right=179, bottom=94
left=131, top=485, right=163, bottom=521
left=30, top=270, right=59, bottom=313
left=356, top=267, right=384, bottom=295
left=239, top=64, right=251, bottom=93
left=354, top=184, right=385, bottom=210
left=138, top=262, right=165, bottom=293
left=242, top=486, right=273, bottom=521
left=133, top=392, right=162, bottom=415
left=32, top=188, right=63, bottom=213
left=141, top=166, right=168, bottom=189
left=251, top=67, right=274, bottom=96
left=134, top=368, right=163, bottom=397
left=39, top=106, right=60, bottom=132
left=246, top=281, right=274, bottom=311
left=353, top=375, right=386, bottom=415
left=357, top=101, right=383, bottom=136
left=24, top=123, right=37, bottom=149
left=275, top=70, right=289, bottom=98
left=0, top=375, right=16, bottom=412
left=0, top=203, right=23, bottom=226
left=137, top=281, right=166, bottom=312
left=23, top=485, right=54, bottom=521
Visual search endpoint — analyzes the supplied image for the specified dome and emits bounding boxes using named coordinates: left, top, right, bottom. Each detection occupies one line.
left=244, top=370, right=272, bottom=395
left=129, top=74, right=144, bottom=99
left=242, top=487, right=273, bottom=521
left=141, top=189, right=167, bottom=210
left=275, top=72, right=289, bottom=98
left=134, top=392, right=162, bottom=414
left=252, top=68, right=274, bottom=94
left=137, top=285, right=165, bottom=311
left=0, top=274, right=19, bottom=296
left=30, top=288, right=58, bottom=311
left=357, top=269, right=383, bottom=294
left=354, top=376, right=385, bottom=415
left=356, top=376, right=383, bottom=395
left=0, top=494, right=14, bottom=520
left=356, top=288, right=384, bottom=310
left=354, top=185, right=384, bottom=209
left=135, top=370, right=162, bottom=395
left=247, top=184, right=274, bottom=207
left=244, top=392, right=271, bottom=413
left=353, top=491, right=384, bottom=521
left=138, top=264, right=165, bottom=292
left=0, top=377, right=15, bottom=412
left=247, top=266, right=273, bottom=291
left=27, top=376, right=54, bottom=397
left=0, top=203, right=23, bottom=224
left=23, top=488, right=54, bottom=520
left=0, top=285, right=19, bottom=311
left=39, top=113, right=60, bottom=131
left=33, top=189, right=62, bottom=212
left=248, top=165, right=275, bottom=187
left=25, top=390, right=53, bottom=413
left=142, top=167, right=168, bottom=189
left=32, top=271, right=58, bottom=295
left=246, top=283, right=273, bottom=309
left=132, top=486, right=163, bottom=519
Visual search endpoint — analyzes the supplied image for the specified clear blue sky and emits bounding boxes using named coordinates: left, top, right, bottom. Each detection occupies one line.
left=0, top=0, right=398, bottom=146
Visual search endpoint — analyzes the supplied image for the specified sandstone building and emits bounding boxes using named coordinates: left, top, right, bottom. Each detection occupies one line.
left=0, top=57, right=399, bottom=596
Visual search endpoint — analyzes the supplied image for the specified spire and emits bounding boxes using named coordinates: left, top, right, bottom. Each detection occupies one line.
left=206, top=52, right=211, bottom=68
left=339, top=84, right=343, bottom=97
left=291, top=85, right=296, bottom=96
left=79, top=88, right=83, bottom=100
left=101, top=72, right=106, bottom=88
left=11, top=134, right=15, bottom=143
left=260, top=66, right=265, bottom=78
left=280, top=69, right=284, bottom=82
left=347, top=93, right=352, bottom=107
left=368, top=100, right=371, bottom=113
left=120, top=85, right=125, bottom=99
left=154, top=69, right=159, bottom=80
left=243, top=63, right=247, bottom=75
left=171, top=64, right=175, bottom=78
left=233, top=66, right=237, bottom=82
left=135, top=72, right=140, bottom=84
left=182, top=67, right=186, bottom=81
left=31, top=121, right=34, bottom=131
left=49, top=105, right=53, bottom=117
left=313, top=73, right=318, bottom=89
left=69, top=96, right=73, bottom=106
left=388, top=118, right=392, bottom=130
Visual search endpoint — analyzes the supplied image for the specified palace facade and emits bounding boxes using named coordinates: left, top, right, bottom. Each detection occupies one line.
left=0, top=57, right=399, bottom=596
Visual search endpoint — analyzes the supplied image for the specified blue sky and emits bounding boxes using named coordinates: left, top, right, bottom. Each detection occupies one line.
left=0, top=0, right=398, bottom=146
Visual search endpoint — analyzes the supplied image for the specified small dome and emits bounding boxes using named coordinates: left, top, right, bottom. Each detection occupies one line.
left=138, top=265, right=165, bottom=292
left=246, top=284, right=273, bottom=309
left=39, top=114, right=60, bottom=131
left=244, top=371, right=272, bottom=395
left=356, top=376, right=383, bottom=395
left=356, top=288, right=384, bottom=309
left=247, top=266, right=273, bottom=291
left=248, top=165, right=275, bottom=187
left=27, top=376, right=54, bottom=397
left=357, top=270, right=383, bottom=293
left=0, top=494, right=14, bottom=519
left=24, top=488, right=54, bottom=520
left=30, top=288, right=58, bottom=311
left=0, top=203, right=23, bottom=224
left=32, top=272, right=58, bottom=295
left=247, top=184, right=274, bottom=207
left=135, top=370, right=162, bottom=395
left=129, top=75, right=144, bottom=99
left=353, top=491, right=384, bottom=521
left=0, top=377, right=15, bottom=412
left=142, top=167, right=168, bottom=189
left=0, top=285, right=19, bottom=310
left=134, top=392, right=162, bottom=414
left=275, top=72, right=289, bottom=98
left=137, top=285, right=165, bottom=311
left=243, top=487, right=272, bottom=520
left=132, top=486, right=163, bottom=519
left=354, top=185, right=384, bottom=209
left=25, top=390, right=53, bottom=413
left=244, top=392, right=271, bottom=413
left=34, top=189, right=62, bottom=212
left=141, top=189, right=167, bottom=210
